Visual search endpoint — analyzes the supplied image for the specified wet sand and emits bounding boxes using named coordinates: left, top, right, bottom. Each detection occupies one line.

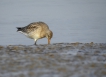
left=0, top=43, right=106, bottom=77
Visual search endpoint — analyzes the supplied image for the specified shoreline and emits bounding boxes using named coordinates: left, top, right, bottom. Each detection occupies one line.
left=0, top=43, right=106, bottom=77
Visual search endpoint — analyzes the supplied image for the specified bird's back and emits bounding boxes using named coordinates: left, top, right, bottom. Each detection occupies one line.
left=17, top=21, right=50, bottom=39
left=17, top=22, right=49, bottom=33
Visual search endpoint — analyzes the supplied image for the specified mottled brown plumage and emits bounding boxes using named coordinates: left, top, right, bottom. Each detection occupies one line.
left=17, top=21, right=53, bottom=45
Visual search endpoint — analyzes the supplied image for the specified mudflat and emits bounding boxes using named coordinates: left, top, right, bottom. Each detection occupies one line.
left=0, top=43, right=106, bottom=77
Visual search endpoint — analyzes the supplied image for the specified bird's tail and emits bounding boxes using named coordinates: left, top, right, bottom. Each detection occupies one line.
left=16, top=27, right=22, bottom=32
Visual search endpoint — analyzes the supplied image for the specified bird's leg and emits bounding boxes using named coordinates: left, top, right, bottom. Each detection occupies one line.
left=34, top=41, right=37, bottom=45
left=34, top=39, right=37, bottom=45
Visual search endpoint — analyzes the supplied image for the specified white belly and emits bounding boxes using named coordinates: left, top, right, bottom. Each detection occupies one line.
left=18, top=31, right=39, bottom=40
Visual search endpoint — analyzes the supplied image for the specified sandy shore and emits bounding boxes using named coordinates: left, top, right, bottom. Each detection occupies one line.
left=0, top=43, right=106, bottom=77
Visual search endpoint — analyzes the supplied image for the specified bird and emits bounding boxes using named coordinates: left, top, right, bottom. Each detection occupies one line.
left=16, top=21, right=53, bottom=45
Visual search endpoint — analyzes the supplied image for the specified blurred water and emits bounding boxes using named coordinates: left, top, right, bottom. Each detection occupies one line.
left=0, top=0, right=106, bottom=45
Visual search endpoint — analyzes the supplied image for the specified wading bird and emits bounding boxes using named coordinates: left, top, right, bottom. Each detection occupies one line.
left=17, top=21, right=53, bottom=45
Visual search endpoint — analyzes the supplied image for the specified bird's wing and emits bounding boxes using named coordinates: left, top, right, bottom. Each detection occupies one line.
left=23, top=23, right=38, bottom=33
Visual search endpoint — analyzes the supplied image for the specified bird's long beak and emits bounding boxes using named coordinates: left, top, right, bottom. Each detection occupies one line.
left=48, top=38, right=50, bottom=44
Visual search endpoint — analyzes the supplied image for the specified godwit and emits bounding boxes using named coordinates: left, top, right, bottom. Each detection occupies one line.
left=17, top=21, right=53, bottom=45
